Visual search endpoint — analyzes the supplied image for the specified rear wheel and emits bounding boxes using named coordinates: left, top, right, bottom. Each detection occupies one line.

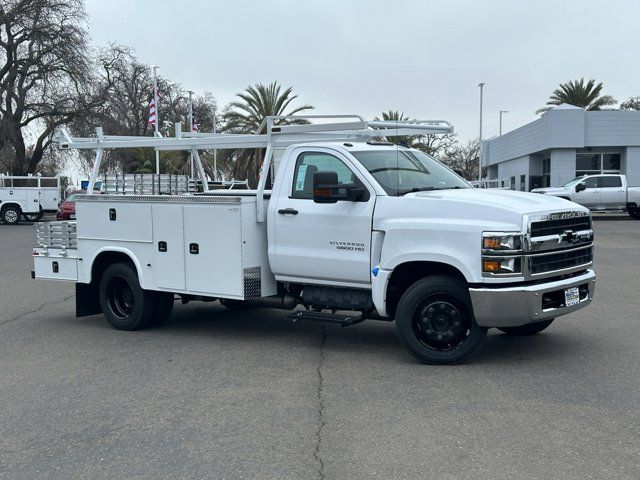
left=395, top=276, right=487, bottom=365
left=1, top=206, right=21, bottom=225
left=99, top=263, right=155, bottom=330
left=23, top=211, right=44, bottom=222
left=628, top=208, right=640, bottom=219
left=498, top=319, right=554, bottom=335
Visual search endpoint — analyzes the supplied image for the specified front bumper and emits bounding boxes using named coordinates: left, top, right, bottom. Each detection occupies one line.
left=469, top=269, right=596, bottom=328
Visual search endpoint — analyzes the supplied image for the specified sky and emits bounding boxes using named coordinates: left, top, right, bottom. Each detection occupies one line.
left=84, top=0, right=640, bottom=142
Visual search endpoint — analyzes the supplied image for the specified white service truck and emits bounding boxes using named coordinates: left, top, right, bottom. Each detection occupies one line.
left=531, top=174, right=640, bottom=219
left=32, top=117, right=596, bottom=364
left=1, top=174, right=60, bottom=224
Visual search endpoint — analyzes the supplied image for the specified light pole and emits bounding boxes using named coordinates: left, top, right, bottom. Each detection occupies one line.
left=212, top=104, right=218, bottom=182
left=478, top=82, right=485, bottom=181
left=499, top=110, right=509, bottom=136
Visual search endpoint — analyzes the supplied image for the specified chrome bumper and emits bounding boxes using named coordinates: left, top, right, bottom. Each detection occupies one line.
left=469, top=269, right=596, bottom=328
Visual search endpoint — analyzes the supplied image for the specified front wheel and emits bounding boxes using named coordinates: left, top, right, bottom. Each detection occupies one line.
left=395, top=276, right=487, bottom=365
left=99, top=263, right=156, bottom=330
left=1, top=206, right=21, bottom=225
left=628, top=208, right=640, bottom=220
left=498, top=319, right=554, bottom=336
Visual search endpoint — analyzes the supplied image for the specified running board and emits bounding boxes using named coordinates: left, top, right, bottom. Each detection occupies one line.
left=288, top=310, right=365, bottom=327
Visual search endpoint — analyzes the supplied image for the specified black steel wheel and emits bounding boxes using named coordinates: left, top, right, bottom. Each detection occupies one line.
left=395, top=276, right=486, bottom=364
left=628, top=208, right=640, bottom=220
left=99, top=263, right=155, bottom=330
left=498, top=319, right=554, bottom=336
left=1, top=206, right=21, bottom=225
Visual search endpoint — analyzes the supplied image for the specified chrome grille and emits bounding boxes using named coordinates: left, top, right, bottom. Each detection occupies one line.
left=529, top=246, right=593, bottom=275
left=530, top=215, right=591, bottom=237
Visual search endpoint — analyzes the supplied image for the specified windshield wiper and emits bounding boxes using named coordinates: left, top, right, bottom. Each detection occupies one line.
left=396, top=186, right=439, bottom=196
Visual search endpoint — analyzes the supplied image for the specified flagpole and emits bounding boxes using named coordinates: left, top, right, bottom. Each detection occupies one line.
left=187, top=90, right=194, bottom=179
left=152, top=65, right=160, bottom=174
left=212, top=104, right=217, bottom=182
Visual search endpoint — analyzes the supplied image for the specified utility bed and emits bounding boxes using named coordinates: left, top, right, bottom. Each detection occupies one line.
left=33, top=194, right=277, bottom=299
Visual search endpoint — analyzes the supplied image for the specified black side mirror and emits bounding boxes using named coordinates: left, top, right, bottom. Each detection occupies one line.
left=575, top=183, right=586, bottom=192
left=313, top=171, right=367, bottom=203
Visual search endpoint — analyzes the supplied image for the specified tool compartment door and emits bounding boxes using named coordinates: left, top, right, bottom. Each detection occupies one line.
left=152, top=204, right=186, bottom=291
left=183, top=204, right=243, bottom=297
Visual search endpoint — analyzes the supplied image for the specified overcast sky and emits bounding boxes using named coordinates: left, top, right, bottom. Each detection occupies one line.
left=85, top=0, right=640, bottom=142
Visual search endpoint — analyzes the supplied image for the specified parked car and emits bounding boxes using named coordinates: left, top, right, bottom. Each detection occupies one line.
left=56, top=191, right=84, bottom=220
left=531, top=174, right=640, bottom=219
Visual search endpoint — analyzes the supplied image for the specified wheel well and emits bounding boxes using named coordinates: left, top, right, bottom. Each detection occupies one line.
left=1, top=202, right=22, bottom=213
left=91, top=251, right=137, bottom=284
left=386, top=261, right=467, bottom=318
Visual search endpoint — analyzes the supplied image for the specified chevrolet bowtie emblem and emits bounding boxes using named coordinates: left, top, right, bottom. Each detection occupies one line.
left=559, top=230, right=575, bottom=244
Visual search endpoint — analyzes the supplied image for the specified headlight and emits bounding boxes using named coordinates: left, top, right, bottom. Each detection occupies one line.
left=482, top=232, right=523, bottom=276
left=482, top=232, right=522, bottom=252
left=482, top=257, right=521, bottom=274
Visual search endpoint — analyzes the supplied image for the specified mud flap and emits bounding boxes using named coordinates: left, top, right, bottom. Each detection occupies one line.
left=76, top=283, right=102, bottom=317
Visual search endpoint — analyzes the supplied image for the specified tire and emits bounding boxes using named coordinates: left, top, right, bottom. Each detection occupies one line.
left=151, top=292, right=174, bottom=326
left=23, top=211, right=44, bottom=222
left=99, top=263, right=156, bottom=330
left=628, top=208, right=640, bottom=220
left=1, top=205, right=21, bottom=225
left=498, top=319, right=554, bottom=336
left=395, top=276, right=487, bottom=365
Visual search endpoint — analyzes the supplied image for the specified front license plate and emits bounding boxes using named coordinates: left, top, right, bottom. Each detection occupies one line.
left=70, top=214, right=76, bottom=219
left=565, top=287, right=580, bottom=307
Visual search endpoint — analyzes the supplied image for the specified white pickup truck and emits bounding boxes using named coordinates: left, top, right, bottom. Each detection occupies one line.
left=32, top=117, right=596, bottom=364
left=531, top=174, right=640, bottom=219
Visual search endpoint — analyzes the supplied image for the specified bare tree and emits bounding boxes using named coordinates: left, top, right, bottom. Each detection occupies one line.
left=440, top=139, right=479, bottom=180
left=0, top=0, right=121, bottom=174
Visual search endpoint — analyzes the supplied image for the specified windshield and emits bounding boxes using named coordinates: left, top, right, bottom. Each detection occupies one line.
left=64, top=194, right=78, bottom=202
left=351, top=148, right=471, bottom=195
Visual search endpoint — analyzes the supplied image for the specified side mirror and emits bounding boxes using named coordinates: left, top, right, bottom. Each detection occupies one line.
left=575, top=183, right=586, bottom=192
left=313, top=171, right=367, bottom=203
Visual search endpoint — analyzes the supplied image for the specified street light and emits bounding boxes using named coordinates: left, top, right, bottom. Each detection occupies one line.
left=478, top=82, right=485, bottom=181
left=499, top=110, right=509, bottom=136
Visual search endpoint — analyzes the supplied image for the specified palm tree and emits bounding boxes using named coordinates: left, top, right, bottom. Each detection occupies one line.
left=222, top=82, right=313, bottom=185
left=373, top=110, right=418, bottom=148
left=536, top=78, right=616, bottom=114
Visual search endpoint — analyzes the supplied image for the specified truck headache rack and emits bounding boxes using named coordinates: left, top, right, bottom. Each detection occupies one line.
left=53, top=115, right=454, bottom=222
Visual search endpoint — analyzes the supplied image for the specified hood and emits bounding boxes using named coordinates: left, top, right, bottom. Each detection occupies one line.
left=530, top=186, right=570, bottom=194
left=373, top=188, right=587, bottom=231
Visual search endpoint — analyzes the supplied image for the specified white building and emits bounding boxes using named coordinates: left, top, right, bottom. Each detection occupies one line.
left=482, top=104, right=640, bottom=191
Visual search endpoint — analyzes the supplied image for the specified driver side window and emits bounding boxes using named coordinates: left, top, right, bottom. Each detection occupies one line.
left=291, top=152, right=357, bottom=199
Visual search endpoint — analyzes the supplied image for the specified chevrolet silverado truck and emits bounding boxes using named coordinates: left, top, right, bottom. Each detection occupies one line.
left=32, top=117, right=596, bottom=364
left=532, top=174, right=640, bottom=219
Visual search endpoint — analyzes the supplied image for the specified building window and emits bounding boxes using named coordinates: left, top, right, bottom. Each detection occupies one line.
left=520, top=174, right=526, bottom=191
left=541, top=158, right=551, bottom=188
left=576, top=153, right=621, bottom=177
left=510, top=176, right=516, bottom=190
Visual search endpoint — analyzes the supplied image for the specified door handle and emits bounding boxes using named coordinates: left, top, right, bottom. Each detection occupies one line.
left=278, top=208, right=299, bottom=215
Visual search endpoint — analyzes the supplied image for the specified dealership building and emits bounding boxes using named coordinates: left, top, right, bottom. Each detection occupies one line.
left=482, top=105, right=640, bottom=191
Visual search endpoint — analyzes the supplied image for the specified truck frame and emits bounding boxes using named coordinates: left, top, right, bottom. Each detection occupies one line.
left=33, top=115, right=596, bottom=364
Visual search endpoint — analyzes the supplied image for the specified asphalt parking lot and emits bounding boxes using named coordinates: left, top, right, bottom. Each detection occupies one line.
left=1, top=217, right=639, bottom=480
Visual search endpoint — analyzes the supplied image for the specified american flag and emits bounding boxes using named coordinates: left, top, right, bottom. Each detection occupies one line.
left=148, top=87, right=158, bottom=125
left=191, top=115, right=199, bottom=132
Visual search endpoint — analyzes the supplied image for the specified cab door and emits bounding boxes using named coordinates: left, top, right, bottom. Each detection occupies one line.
left=597, top=175, right=625, bottom=209
left=271, top=148, right=375, bottom=286
left=574, top=176, right=600, bottom=208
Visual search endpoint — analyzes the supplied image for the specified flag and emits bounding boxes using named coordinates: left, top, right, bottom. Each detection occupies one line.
left=148, top=96, right=156, bottom=126
left=148, top=86, right=159, bottom=126
left=191, top=115, right=199, bottom=132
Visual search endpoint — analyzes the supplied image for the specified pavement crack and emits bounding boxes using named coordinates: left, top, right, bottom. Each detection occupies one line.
left=314, top=325, right=327, bottom=480
left=0, top=293, right=74, bottom=327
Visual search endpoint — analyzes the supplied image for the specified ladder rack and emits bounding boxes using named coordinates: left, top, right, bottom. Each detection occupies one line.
left=53, top=114, right=454, bottom=222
